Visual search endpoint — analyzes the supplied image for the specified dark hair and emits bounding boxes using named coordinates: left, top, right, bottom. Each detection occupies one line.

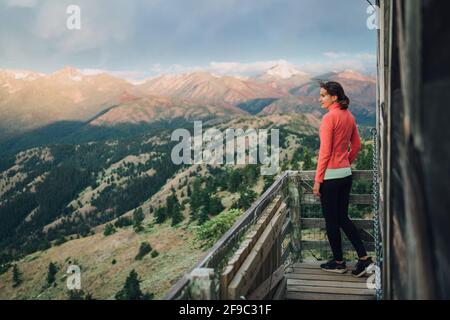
left=319, top=81, right=350, bottom=110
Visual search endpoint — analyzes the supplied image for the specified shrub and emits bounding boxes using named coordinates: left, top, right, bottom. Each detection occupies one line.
left=196, top=209, right=242, bottom=248
left=114, top=216, right=133, bottom=228
left=134, top=242, right=152, bottom=260
left=103, top=223, right=117, bottom=236
left=115, top=269, right=153, bottom=300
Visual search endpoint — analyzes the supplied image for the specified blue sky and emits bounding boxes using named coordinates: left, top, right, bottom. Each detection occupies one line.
left=0, top=0, right=377, bottom=78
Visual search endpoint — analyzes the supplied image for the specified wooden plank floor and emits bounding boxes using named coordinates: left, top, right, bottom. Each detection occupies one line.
left=285, top=261, right=376, bottom=300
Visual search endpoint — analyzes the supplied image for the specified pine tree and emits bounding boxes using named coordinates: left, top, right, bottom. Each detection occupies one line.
left=12, top=264, right=22, bottom=288
left=67, top=289, right=94, bottom=300
left=263, top=174, right=276, bottom=192
left=154, top=207, right=167, bottom=224
left=208, top=196, right=224, bottom=216
left=233, top=188, right=257, bottom=210
left=47, top=262, right=58, bottom=285
left=187, top=185, right=192, bottom=197
left=228, top=170, right=242, bottom=192
left=197, top=206, right=209, bottom=225
left=131, top=208, right=145, bottom=232
left=171, top=207, right=184, bottom=226
left=166, top=191, right=183, bottom=226
left=133, top=208, right=145, bottom=224
left=103, top=223, right=116, bottom=236
left=189, top=178, right=203, bottom=211
left=115, top=269, right=153, bottom=300
left=302, top=148, right=314, bottom=170
left=135, top=242, right=152, bottom=260
left=133, top=221, right=144, bottom=233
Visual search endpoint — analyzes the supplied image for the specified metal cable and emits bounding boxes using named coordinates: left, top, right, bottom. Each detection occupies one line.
left=371, top=128, right=383, bottom=300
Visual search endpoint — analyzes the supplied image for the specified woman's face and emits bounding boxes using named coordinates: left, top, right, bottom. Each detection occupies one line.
left=319, top=88, right=337, bottom=109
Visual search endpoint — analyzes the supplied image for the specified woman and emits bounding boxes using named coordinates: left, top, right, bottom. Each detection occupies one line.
left=312, top=81, right=373, bottom=277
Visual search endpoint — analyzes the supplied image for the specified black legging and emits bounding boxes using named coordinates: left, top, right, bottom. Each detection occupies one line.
left=320, top=175, right=367, bottom=261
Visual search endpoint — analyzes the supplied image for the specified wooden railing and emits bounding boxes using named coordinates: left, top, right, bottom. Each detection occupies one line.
left=293, top=170, right=375, bottom=257
left=164, top=170, right=374, bottom=300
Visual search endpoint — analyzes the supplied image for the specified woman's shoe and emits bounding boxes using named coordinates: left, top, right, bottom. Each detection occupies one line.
left=352, top=257, right=374, bottom=277
left=320, top=259, right=347, bottom=274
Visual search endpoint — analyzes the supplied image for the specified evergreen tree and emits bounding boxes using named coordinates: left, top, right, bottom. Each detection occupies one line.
left=132, top=208, right=145, bottom=232
left=115, top=269, right=153, bottom=300
left=302, top=148, right=315, bottom=170
left=166, top=191, right=183, bottom=226
left=197, top=206, right=209, bottom=225
left=67, top=289, right=94, bottom=300
left=171, top=207, right=184, bottom=226
left=187, top=185, right=192, bottom=197
left=208, top=196, right=224, bottom=216
left=233, top=188, right=257, bottom=210
left=103, top=223, right=116, bottom=236
left=133, top=208, right=145, bottom=224
left=133, top=221, right=144, bottom=233
left=228, top=170, right=242, bottom=192
left=135, top=242, right=152, bottom=260
left=47, top=262, right=58, bottom=285
left=12, top=264, right=22, bottom=288
left=355, top=143, right=372, bottom=170
left=263, top=174, right=276, bottom=192
left=154, top=207, right=167, bottom=224
left=189, top=178, right=203, bottom=211
left=114, top=216, right=133, bottom=228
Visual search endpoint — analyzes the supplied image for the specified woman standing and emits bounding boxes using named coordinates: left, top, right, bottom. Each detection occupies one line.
left=312, top=81, right=373, bottom=277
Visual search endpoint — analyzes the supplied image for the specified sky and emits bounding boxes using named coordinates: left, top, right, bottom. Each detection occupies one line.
left=0, top=0, right=377, bottom=79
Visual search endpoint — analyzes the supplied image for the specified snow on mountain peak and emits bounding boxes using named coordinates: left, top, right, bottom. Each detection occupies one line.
left=266, top=62, right=305, bottom=79
left=0, top=69, right=44, bottom=81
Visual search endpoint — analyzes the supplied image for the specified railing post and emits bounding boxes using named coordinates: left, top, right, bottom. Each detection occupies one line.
left=188, top=268, right=217, bottom=300
left=288, top=175, right=302, bottom=262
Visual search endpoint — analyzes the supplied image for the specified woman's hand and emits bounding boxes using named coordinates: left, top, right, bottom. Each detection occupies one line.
left=313, top=181, right=321, bottom=197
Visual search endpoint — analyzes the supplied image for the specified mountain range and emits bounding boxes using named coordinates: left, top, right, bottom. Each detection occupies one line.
left=0, top=64, right=376, bottom=152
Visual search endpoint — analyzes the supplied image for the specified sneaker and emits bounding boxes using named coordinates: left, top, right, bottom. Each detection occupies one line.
left=352, top=257, right=374, bottom=277
left=320, top=259, right=347, bottom=274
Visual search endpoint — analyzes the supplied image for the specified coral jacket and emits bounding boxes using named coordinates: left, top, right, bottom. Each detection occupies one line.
left=314, top=102, right=361, bottom=183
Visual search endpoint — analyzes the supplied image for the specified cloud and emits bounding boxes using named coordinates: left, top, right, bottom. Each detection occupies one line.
left=79, top=68, right=148, bottom=82
left=209, top=60, right=290, bottom=76
left=32, top=0, right=137, bottom=54
left=0, top=0, right=376, bottom=74
left=149, top=60, right=299, bottom=78
left=355, top=53, right=377, bottom=60
left=146, top=56, right=375, bottom=78
left=323, top=51, right=348, bottom=59
left=149, top=63, right=204, bottom=76
left=4, top=0, right=37, bottom=8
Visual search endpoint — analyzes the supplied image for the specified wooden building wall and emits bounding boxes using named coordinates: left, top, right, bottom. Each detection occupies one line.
left=377, top=0, right=450, bottom=299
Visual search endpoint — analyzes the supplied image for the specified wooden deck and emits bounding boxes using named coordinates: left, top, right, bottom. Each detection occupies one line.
left=165, top=171, right=377, bottom=300
left=285, top=261, right=376, bottom=300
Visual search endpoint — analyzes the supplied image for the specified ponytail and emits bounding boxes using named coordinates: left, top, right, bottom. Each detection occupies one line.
left=339, top=95, right=350, bottom=110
